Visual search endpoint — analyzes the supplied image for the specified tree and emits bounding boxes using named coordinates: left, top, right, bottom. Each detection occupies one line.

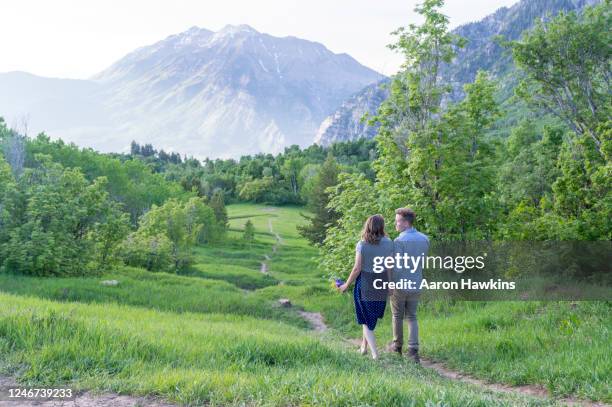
left=298, top=153, right=340, bottom=245
left=508, top=2, right=611, bottom=159
left=321, top=0, right=509, bottom=277
left=320, top=173, right=380, bottom=277
left=406, top=71, right=500, bottom=239
left=238, top=177, right=276, bottom=202
left=183, top=197, right=222, bottom=244
left=506, top=1, right=611, bottom=240
left=0, top=155, right=16, bottom=248
left=209, top=189, right=228, bottom=229
left=130, top=140, right=141, bottom=156
left=281, top=157, right=304, bottom=196
left=0, top=118, right=25, bottom=178
left=371, top=0, right=466, bottom=212
left=0, top=155, right=129, bottom=276
left=129, top=199, right=192, bottom=272
left=244, top=220, right=255, bottom=242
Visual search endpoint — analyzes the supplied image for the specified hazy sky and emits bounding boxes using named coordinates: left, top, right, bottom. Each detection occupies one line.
left=1, top=0, right=517, bottom=79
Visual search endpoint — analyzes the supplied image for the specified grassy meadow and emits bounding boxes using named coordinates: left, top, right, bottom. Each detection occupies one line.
left=0, top=204, right=609, bottom=405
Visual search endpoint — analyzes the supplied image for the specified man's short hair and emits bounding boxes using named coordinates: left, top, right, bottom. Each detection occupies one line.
left=395, top=208, right=416, bottom=225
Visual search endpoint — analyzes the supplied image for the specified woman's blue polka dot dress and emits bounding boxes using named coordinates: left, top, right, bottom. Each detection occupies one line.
left=354, top=274, right=386, bottom=330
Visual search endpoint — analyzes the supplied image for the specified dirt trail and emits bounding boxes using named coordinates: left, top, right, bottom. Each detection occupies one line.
left=418, top=359, right=608, bottom=407
left=294, top=311, right=605, bottom=407
left=259, top=218, right=283, bottom=274
left=297, top=311, right=328, bottom=332
left=0, top=375, right=174, bottom=407
left=343, top=337, right=606, bottom=407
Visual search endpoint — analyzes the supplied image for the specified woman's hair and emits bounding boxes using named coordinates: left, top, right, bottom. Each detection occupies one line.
left=360, top=214, right=386, bottom=244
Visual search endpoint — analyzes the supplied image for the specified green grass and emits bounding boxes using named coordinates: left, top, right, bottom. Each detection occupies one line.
left=0, top=267, right=305, bottom=328
left=0, top=293, right=540, bottom=406
left=0, top=203, right=609, bottom=405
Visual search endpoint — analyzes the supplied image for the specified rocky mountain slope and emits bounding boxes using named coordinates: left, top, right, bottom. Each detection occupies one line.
left=314, top=0, right=600, bottom=146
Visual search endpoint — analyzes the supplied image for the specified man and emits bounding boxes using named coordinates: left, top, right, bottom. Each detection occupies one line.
left=389, top=208, right=429, bottom=363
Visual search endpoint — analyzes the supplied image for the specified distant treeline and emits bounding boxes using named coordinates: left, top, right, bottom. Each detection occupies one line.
left=126, top=138, right=376, bottom=205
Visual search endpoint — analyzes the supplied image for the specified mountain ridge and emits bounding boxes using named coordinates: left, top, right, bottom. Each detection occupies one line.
left=314, top=0, right=601, bottom=146
left=1, top=24, right=383, bottom=158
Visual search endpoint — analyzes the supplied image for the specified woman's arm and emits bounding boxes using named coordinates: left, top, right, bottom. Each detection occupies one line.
left=338, top=251, right=362, bottom=293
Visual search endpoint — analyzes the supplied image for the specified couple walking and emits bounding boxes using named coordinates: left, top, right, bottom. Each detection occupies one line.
left=337, top=208, right=429, bottom=362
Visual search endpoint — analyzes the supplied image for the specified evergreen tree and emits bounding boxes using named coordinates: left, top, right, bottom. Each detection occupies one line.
left=210, top=189, right=228, bottom=229
left=297, top=153, right=340, bottom=245
left=244, top=220, right=255, bottom=242
left=130, top=140, right=141, bottom=156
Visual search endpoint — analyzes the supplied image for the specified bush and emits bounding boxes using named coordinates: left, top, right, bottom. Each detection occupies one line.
left=121, top=233, right=174, bottom=272
left=122, top=197, right=225, bottom=272
left=0, top=154, right=129, bottom=276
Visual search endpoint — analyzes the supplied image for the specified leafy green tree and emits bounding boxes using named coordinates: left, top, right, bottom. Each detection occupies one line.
left=238, top=177, right=276, bottom=202
left=298, top=153, right=340, bottom=245
left=183, top=197, right=222, bottom=244
left=281, top=157, right=304, bottom=196
left=506, top=1, right=611, bottom=240
left=26, top=133, right=188, bottom=224
left=0, top=120, right=25, bottom=178
left=328, top=1, right=498, bottom=242
left=244, top=220, right=255, bottom=242
left=320, top=173, right=381, bottom=277
left=0, top=155, right=16, bottom=248
left=508, top=2, right=611, bottom=159
left=129, top=199, right=193, bottom=272
left=407, top=71, right=500, bottom=239
left=498, top=122, right=564, bottom=209
left=370, top=0, right=466, bottom=212
left=0, top=155, right=128, bottom=276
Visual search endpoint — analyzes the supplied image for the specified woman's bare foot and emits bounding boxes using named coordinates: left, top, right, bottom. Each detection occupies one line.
left=360, top=338, right=368, bottom=355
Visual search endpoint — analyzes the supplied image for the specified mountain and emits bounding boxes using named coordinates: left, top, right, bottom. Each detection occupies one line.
left=0, top=24, right=383, bottom=158
left=314, top=79, right=389, bottom=146
left=315, top=0, right=600, bottom=146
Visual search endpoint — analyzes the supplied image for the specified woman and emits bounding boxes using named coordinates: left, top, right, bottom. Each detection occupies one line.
left=337, top=214, right=393, bottom=359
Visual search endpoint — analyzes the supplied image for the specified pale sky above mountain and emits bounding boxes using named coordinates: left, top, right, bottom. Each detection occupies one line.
left=1, top=0, right=517, bottom=79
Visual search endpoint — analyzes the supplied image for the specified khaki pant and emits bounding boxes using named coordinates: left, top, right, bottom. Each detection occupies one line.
left=390, top=290, right=419, bottom=350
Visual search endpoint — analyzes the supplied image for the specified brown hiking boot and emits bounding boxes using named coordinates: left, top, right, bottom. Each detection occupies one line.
left=407, top=348, right=420, bottom=364
left=386, top=342, right=402, bottom=355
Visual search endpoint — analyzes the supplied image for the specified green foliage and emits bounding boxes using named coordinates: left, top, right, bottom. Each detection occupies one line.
left=121, top=233, right=174, bottom=272
left=0, top=155, right=16, bottom=246
left=297, top=153, right=340, bottom=245
left=26, top=133, right=187, bottom=223
left=154, top=139, right=376, bottom=205
left=243, top=219, right=255, bottom=242
left=323, top=0, right=501, bottom=271
left=209, top=189, right=228, bottom=228
left=320, top=173, right=381, bottom=278
left=0, top=155, right=129, bottom=276
left=123, top=197, right=223, bottom=272
left=508, top=1, right=611, bottom=158
left=501, top=1, right=612, bottom=240
left=399, top=71, right=500, bottom=239
left=320, top=0, right=611, bottom=265
left=238, top=176, right=279, bottom=203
